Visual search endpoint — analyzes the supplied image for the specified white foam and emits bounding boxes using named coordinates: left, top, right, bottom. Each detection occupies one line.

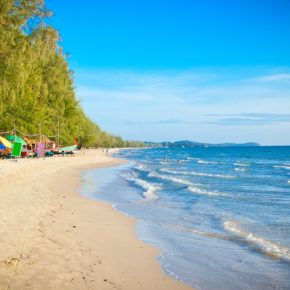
left=188, top=186, right=229, bottom=197
left=274, top=165, right=290, bottom=170
left=186, top=157, right=199, bottom=160
left=198, top=159, right=218, bottom=165
left=234, top=162, right=251, bottom=167
left=160, top=168, right=236, bottom=179
left=123, top=174, right=160, bottom=199
left=134, top=164, right=149, bottom=172
left=160, top=168, right=180, bottom=174
left=189, top=171, right=236, bottom=179
left=148, top=171, right=201, bottom=187
left=234, top=168, right=247, bottom=172
left=224, top=220, right=290, bottom=262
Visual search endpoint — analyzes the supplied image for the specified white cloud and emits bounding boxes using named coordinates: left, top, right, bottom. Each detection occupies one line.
left=74, top=68, right=290, bottom=145
left=255, top=73, right=290, bottom=82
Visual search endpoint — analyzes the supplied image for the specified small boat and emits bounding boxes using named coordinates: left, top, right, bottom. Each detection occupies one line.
left=51, top=144, right=78, bottom=154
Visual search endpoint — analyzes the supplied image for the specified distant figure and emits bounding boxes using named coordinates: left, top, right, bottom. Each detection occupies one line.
left=178, top=159, right=180, bottom=163
left=106, top=148, right=109, bottom=156
left=164, top=155, right=167, bottom=162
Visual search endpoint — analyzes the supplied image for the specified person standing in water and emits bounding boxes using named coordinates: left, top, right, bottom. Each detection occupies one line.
left=164, top=155, right=167, bottom=162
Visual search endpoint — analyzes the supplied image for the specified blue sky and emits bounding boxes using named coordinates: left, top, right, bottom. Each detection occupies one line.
left=46, top=0, right=290, bottom=145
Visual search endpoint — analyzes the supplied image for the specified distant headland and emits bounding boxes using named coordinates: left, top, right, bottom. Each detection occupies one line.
left=144, top=140, right=260, bottom=148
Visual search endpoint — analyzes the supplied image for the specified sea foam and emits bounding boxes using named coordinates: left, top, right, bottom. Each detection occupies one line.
left=160, top=168, right=236, bottom=179
left=224, top=220, right=290, bottom=262
left=148, top=171, right=202, bottom=187
left=197, top=159, right=218, bottom=165
left=234, top=162, right=251, bottom=167
left=188, top=186, right=229, bottom=197
left=122, top=173, right=160, bottom=199
left=134, top=164, right=150, bottom=172
left=234, top=168, right=247, bottom=172
left=274, top=165, right=290, bottom=170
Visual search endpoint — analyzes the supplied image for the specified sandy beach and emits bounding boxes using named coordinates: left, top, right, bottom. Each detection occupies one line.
left=0, top=149, right=191, bottom=290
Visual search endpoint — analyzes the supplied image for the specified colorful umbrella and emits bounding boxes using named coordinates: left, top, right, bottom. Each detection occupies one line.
left=0, top=143, right=6, bottom=150
left=5, top=135, right=27, bottom=146
left=0, top=136, right=13, bottom=148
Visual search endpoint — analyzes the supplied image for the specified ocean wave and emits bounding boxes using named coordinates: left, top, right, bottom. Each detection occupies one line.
left=186, top=157, right=199, bottom=160
left=160, top=168, right=180, bottom=174
left=188, top=186, right=229, bottom=197
left=160, top=168, right=236, bottom=179
left=234, top=168, right=247, bottom=172
left=189, top=171, right=236, bottom=179
left=197, top=159, right=218, bottom=165
left=149, top=171, right=229, bottom=197
left=274, top=165, right=290, bottom=170
left=224, top=220, right=290, bottom=262
left=161, top=222, right=290, bottom=262
left=134, top=164, right=150, bottom=172
left=122, top=173, right=160, bottom=199
left=234, top=162, right=251, bottom=167
left=148, top=171, right=202, bottom=187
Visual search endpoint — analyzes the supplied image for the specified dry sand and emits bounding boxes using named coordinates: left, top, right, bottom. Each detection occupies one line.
left=0, top=149, right=192, bottom=290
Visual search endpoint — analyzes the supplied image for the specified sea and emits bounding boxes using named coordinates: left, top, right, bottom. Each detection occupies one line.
left=78, top=146, right=290, bottom=289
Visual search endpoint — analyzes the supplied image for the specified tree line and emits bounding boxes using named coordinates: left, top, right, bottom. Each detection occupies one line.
left=0, top=0, right=145, bottom=148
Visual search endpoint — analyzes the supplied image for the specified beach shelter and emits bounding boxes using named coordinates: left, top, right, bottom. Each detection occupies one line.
left=0, top=143, right=6, bottom=150
left=5, top=135, right=27, bottom=146
left=0, top=136, right=13, bottom=148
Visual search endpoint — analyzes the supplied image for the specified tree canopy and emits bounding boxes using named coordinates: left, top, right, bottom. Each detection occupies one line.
left=0, top=0, right=145, bottom=148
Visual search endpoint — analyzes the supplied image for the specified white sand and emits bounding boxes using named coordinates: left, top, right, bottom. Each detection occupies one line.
left=0, top=149, right=192, bottom=289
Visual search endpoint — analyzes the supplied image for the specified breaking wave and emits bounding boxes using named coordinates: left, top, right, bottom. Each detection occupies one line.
left=148, top=171, right=202, bottom=187
left=134, top=164, right=150, bottom=172
left=224, top=220, right=290, bottom=262
left=122, top=173, right=160, bottom=199
left=187, top=186, right=229, bottom=197
left=197, top=159, right=218, bottom=165
left=274, top=165, right=290, bottom=170
left=160, top=168, right=236, bottom=179
left=234, top=168, right=247, bottom=172
left=234, top=162, right=251, bottom=167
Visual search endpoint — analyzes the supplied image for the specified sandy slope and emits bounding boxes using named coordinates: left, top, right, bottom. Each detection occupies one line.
left=0, top=149, right=192, bottom=289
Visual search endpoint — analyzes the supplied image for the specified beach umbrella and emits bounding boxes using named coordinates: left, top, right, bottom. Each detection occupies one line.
left=0, top=143, right=6, bottom=150
left=5, top=135, right=27, bottom=146
left=0, top=136, right=13, bottom=148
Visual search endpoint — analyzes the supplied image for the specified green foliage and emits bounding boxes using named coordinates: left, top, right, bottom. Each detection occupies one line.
left=0, top=0, right=145, bottom=148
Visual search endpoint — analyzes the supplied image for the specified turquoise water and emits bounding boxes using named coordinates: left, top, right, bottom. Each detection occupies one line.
left=79, top=147, right=290, bottom=289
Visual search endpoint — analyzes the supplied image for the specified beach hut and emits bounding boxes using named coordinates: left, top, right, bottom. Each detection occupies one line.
left=24, top=137, right=38, bottom=151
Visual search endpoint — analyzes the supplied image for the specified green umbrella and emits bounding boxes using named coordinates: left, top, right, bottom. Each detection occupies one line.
left=5, top=135, right=27, bottom=145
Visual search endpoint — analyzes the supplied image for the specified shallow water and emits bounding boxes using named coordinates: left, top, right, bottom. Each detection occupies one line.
left=79, top=147, right=290, bottom=289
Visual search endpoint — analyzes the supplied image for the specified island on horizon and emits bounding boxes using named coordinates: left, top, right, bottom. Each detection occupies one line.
left=144, top=140, right=260, bottom=148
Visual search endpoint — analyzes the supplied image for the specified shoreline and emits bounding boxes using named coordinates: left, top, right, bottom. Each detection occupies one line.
left=0, top=149, right=192, bottom=289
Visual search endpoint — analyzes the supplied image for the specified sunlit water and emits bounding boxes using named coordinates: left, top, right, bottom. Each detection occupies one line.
left=79, top=147, right=290, bottom=289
